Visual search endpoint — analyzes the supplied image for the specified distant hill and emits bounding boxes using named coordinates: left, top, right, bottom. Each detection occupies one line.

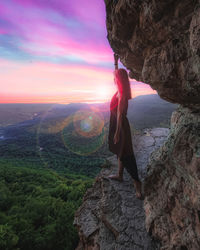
left=127, top=94, right=178, bottom=129
left=0, top=94, right=178, bottom=128
left=0, top=103, right=53, bottom=127
left=0, top=103, right=90, bottom=127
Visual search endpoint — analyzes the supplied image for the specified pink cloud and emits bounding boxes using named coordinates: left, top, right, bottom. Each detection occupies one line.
left=0, top=1, right=111, bottom=64
left=0, top=1, right=157, bottom=104
left=0, top=59, right=156, bottom=103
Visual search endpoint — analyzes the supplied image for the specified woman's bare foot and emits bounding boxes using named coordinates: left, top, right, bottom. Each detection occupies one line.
left=108, top=174, right=123, bottom=182
left=133, top=180, right=143, bottom=199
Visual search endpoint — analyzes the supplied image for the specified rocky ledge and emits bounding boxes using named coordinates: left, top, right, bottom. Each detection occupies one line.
left=73, top=127, right=169, bottom=250
left=103, top=1, right=200, bottom=249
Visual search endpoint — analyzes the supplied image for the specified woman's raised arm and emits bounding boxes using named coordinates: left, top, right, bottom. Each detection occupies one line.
left=114, top=53, right=119, bottom=70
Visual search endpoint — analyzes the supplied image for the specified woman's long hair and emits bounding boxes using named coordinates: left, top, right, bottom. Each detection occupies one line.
left=114, top=68, right=132, bottom=99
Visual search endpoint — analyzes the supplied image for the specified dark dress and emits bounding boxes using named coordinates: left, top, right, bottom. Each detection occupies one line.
left=108, top=91, right=140, bottom=181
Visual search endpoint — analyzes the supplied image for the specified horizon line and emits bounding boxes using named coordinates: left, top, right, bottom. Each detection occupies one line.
left=0, top=93, right=158, bottom=105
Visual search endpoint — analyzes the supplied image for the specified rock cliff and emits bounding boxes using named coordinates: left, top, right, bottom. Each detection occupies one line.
left=102, top=0, right=200, bottom=249
left=74, top=1, right=200, bottom=249
left=104, top=0, right=200, bottom=107
left=74, top=128, right=169, bottom=250
left=144, top=106, right=200, bottom=249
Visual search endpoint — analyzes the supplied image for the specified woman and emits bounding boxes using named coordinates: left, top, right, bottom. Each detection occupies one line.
left=108, top=54, right=143, bottom=200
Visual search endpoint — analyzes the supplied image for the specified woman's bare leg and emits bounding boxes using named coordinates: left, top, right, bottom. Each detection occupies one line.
left=108, top=157, right=124, bottom=182
left=133, top=179, right=142, bottom=198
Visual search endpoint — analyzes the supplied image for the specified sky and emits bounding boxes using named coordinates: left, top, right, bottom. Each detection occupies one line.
left=0, top=0, right=157, bottom=104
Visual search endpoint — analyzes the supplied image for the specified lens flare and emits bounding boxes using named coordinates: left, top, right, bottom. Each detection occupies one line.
left=36, top=105, right=107, bottom=169
left=62, top=109, right=106, bottom=155
left=73, top=110, right=104, bottom=138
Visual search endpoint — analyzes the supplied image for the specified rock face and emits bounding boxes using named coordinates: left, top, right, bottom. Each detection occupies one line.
left=103, top=1, right=200, bottom=249
left=104, top=0, right=200, bottom=106
left=144, top=106, right=200, bottom=249
left=73, top=128, right=169, bottom=250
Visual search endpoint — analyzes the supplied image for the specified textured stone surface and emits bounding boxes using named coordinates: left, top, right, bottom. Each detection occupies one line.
left=73, top=128, right=169, bottom=250
left=104, top=0, right=200, bottom=107
left=104, top=1, right=200, bottom=249
left=144, top=106, right=200, bottom=250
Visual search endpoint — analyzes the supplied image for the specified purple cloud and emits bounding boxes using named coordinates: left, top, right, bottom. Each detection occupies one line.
left=0, top=0, right=111, bottom=66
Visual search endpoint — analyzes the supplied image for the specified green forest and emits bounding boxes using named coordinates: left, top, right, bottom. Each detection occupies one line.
left=0, top=113, right=112, bottom=250
left=0, top=159, right=95, bottom=250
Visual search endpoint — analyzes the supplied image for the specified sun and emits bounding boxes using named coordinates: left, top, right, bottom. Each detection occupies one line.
left=96, top=86, right=112, bottom=100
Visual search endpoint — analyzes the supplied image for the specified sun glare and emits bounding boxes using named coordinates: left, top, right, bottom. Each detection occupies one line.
left=96, top=86, right=113, bottom=100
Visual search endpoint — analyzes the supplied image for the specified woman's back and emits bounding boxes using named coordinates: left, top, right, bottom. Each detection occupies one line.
left=110, top=91, right=128, bottom=117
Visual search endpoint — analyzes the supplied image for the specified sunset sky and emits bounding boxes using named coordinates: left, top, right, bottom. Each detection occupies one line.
left=0, top=0, right=157, bottom=104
